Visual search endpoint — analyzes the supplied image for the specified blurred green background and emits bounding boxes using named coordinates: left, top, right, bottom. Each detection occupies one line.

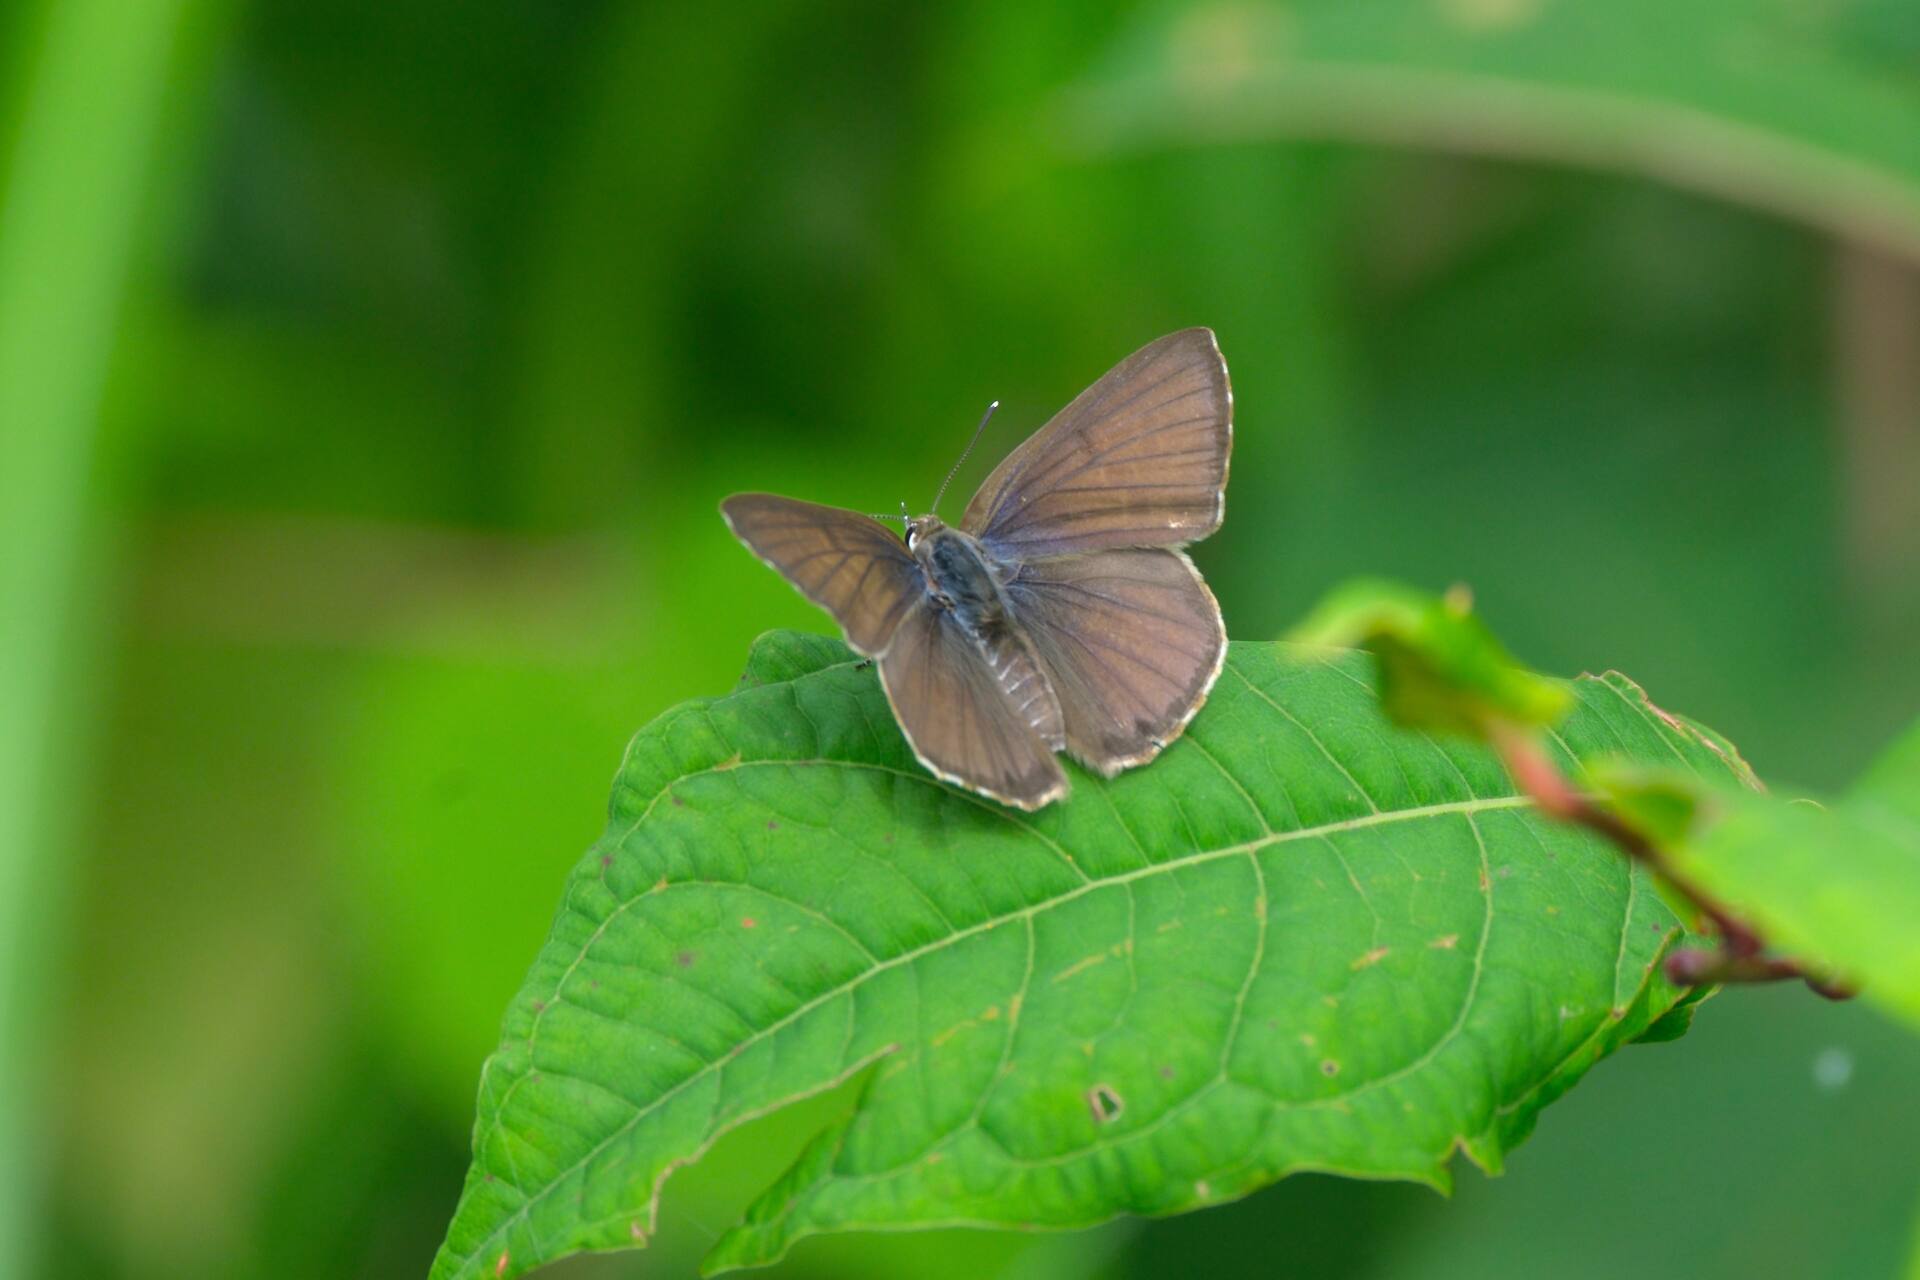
left=6, top=1, right=1920, bottom=1277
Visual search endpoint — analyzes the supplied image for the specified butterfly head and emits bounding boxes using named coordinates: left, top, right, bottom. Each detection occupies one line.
left=904, top=513, right=945, bottom=550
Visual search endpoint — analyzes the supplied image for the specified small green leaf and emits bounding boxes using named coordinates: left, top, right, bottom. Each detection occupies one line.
left=432, top=634, right=1751, bottom=1279
left=1854, top=717, right=1920, bottom=829
left=1603, top=718, right=1920, bottom=1028
left=1288, top=578, right=1571, bottom=737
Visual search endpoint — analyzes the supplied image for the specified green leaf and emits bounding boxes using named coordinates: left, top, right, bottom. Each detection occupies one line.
left=734, top=629, right=860, bottom=691
left=1288, top=578, right=1572, bottom=736
left=433, top=633, right=1752, bottom=1279
left=1067, top=0, right=1920, bottom=259
left=1603, top=716, right=1920, bottom=1029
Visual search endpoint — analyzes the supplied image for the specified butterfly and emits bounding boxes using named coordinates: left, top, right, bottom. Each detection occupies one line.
left=721, top=328, right=1231, bottom=809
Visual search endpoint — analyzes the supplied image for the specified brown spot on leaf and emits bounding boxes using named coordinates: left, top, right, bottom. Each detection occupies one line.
left=767, top=820, right=780, bottom=831
left=740, top=917, right=757, bottom=929
left=531, top=999, right=546, bottom=1013
left=676, top=950, right=696, bottom=969
left=1195, top=1179, right=1212, bottom=1199
left=1646, top=699, right=1688, bottom=735
left=1159, top=1064, right=1175, bottom=1079
left=1351, top=946, right=1391, bottom=970
left=932, top=1018, right=976, bottom=1047
left=600, top=854, right=613, bottom=869
left=670, top=792, right=685, bottom=807
left=1320, top=1059, right=1340, bottom=1077
left=1088, top=1083, right=1124, bottom=1123
left=1429, top=934, right=1459, bottom=950
left=1052, top=952, right=1108, bottom=984
left=714, top=752, right=743, bottom=771
left=629, top=1221, right=645, bottom=1241
left=495, top=1250, right=510, bottom=1277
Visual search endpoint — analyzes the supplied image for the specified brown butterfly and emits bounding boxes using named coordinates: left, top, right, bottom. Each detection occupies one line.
left=721, top=328, right=1231, bottom=809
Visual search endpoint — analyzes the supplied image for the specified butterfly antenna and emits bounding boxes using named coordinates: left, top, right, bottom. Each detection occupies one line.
left=931, top=400, right=998, bottom=517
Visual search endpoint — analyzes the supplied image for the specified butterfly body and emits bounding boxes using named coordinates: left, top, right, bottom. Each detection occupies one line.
left=900, top=516, right=1067, bottom=754
left=722, top=328, right=1232, bottom=810
left=907, top=517, right=1006, bottom=629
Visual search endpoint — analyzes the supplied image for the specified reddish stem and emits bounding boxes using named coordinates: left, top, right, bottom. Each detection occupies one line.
left=1489, top=723, right=1846, bottom=1000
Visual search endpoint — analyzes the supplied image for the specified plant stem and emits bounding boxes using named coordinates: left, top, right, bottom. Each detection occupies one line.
left=1489, top=723, right=1850, bottom=999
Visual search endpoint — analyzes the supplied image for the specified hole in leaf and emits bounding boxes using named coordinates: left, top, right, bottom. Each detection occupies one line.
left=646, top=1059, right=875, bottom=1260
left=1088, top=1082, right=1124, bottom=1123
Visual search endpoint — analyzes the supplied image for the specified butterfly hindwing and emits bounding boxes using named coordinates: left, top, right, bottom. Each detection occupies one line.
left=1003, top=547, right=1226, bottom=774
left=878, top=602, right=1068, bottom=810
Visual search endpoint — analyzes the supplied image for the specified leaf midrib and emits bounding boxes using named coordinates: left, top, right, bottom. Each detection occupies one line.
left=450, top=764, right=1534, bottom=1278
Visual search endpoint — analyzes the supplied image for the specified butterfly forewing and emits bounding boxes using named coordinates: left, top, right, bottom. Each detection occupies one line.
left=961, top=328, right=1231, bottom=557
left=1003, top=548, right=1225, bottom=774
left=879, top=604, right=1068, bottom=810
left=719, top=494, right=923, bottom=656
